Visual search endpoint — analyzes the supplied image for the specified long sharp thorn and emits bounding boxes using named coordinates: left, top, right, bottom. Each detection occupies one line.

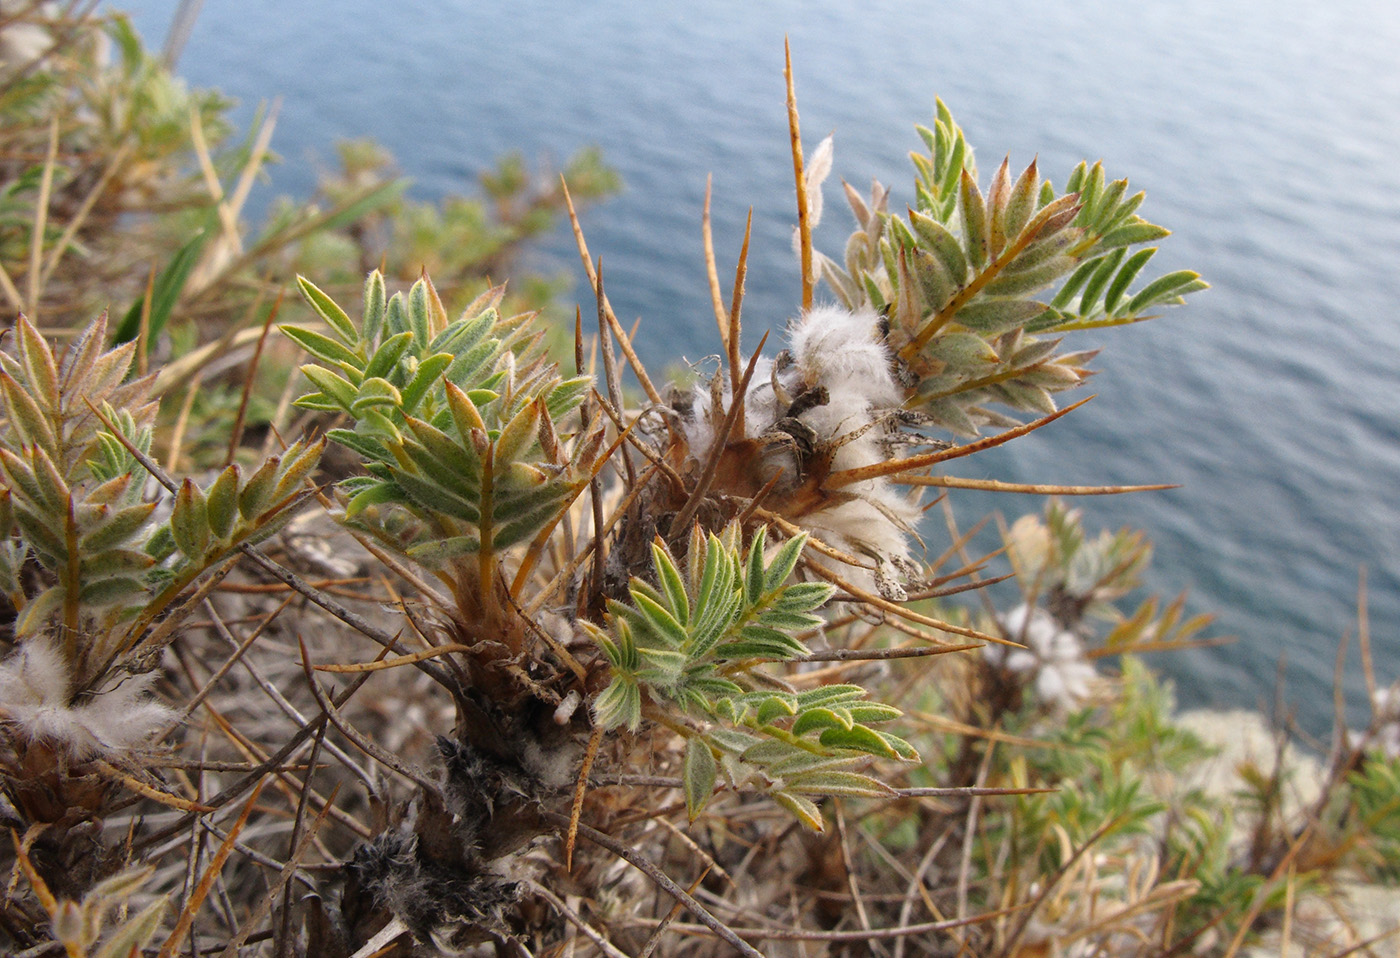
left=785, top=38, right=813, bottom=311
left=702, top=174, right=728, bottom=347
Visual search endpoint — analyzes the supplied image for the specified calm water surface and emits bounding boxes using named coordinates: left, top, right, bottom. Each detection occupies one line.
left=120, top=0, right=1400, bottom=734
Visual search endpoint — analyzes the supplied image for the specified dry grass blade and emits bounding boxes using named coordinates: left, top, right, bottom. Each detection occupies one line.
left=93, top=759, right=214, bottom=813
left=654, top=906, right=1023, bottom=942
left=541, top=811, right=766, bottom=958
left=40, top=141, right=133, bottom=288
left=157, top=778, right=268, bottom=958
left=998, top=813, right=1130, bottom=958
left=26, top=117, right=59, bottom=322
left=190, top=105, right=243, bottom=259
left=561, top=177, right=663, bottom=405
left=297, top=636, right=438, bottom=793
left=1357, top=567, right=1376, bottom=703
left=313, top=643, right=473, bottom=673
left=638, top=864, right=713, bottom=958
left=348, top=917, right=410, bottom=958
left=529, top=883, right=632, bottom=958
left=897, top=785, right=1056, bottom=798
left=216, top=783, right=338, bottom=958
left=0, top=257, right=22, bottom=313
left=225, top=288, right=283, bottom=467
left=1325, top=923, right=1400, bottom=958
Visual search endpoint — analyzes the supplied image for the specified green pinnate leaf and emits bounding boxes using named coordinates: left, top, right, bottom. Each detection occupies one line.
left=400, top=352, right=454, bottom=414
left=796, top=685, right=868, bottom=709
left=80, top=502, right=156, bottom=553
left=0, top=371, right=57, bottom=453
left=756, top=695, right=797, bottom=725
left=545, top=376, right=590, bottom=421
left=15, top=504, right=66, bottom=562
left=406, top=535, right=480, bottom=566
left=280, top=325, right=361, bottom=367
left=769, top=580, right=837, bottom=613
left=783, top=770, right=894, bottom=798
left=651, top=540, right=689, bottom=626
left=683, top=737, right=718, bottom=821
left=792, top=708, right=853, bottom=737
left=762, top=532, right=810, bottom=594
left=1003, top=158, right=1040, bottom=243
left=28, top=444, right=70, bottom=513
left=1125, top=270, right=1208, bottom=315
left=959, top=169, right=989, bottom=270
left=343, top=479, right=399, bottom=518
left=495, top=397, right=541, bottom=463
left=238, top=456, right=279, bottom=520
left=1076, top=248, right=1127, bottom=314
left=296, top=365, right=357, bottom=412
left=1103, top=247, right=1157, bottom=315
left=745, top=525, right=767, bottom=604
left=1099, top=219, right=1170, bottom=250
left=15, top=315, right=58, bottom=411
left=637, top=647, right=687, bottom=687
left=171, top=478, right=210, bottom=558
left=362, top=270, right=387, bottom=343
left=327, top=428, right=390, bottom=465
left=393, top=471, right=480, bottom=522
left=819, top=724, right=902, bottom=757
left=955, top=297, right=1047, bottom=336
left=631, top=591, right=689, bottom=650
left=296, top=276, right=357, bottom=344
left=352, top=377, right=402, bottom=414
left=205, top=465, right=239, bottom=540
left=406, top=278, right=433, bottom=346
left=429, top=308, right=495, bottom=355
left=909, top=211, right=969, bottom=284
left=713, top=625, right=807, bottom=661
left=877, top=730, right=920, bottom=761
left=1051, top=256, right=1106, bottom=310
left=270, top=438, right=324, bottom=503
left=845, top=702, right=903, bottom=724
left=772, top=791, right=824, bottom=831
left=363, top=330, right=415, bottom=381
left=593, top=677, right=641, bottom=731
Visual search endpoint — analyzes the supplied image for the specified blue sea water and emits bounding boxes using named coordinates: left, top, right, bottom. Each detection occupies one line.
left=118, top=0, right=1400, bottom=734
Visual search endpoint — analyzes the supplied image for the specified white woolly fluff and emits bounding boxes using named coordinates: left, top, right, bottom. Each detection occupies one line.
left=672, top=306, right=923, bottom=590
left=990, top=604, right=1098, bottom=711
left=0, top=641, right=173, bottom=758
left=1348, top=683, right=1400, bottom=760
left=786, top=305, right=917, bottom=578
left=788, top=305, right=901, bottom=412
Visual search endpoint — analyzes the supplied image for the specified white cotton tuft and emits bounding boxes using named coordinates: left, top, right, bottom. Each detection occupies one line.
left=1349, top=683, right=1400, bottom=760
left=0, top=641, right=174, bottom=758
left=990, top=604, right=1098, bottom=711
left=788, top=305, right=901, bottom=413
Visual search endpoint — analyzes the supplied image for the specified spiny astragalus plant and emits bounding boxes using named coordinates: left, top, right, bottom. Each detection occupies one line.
left=9, top=74, right=1387, bottom=958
